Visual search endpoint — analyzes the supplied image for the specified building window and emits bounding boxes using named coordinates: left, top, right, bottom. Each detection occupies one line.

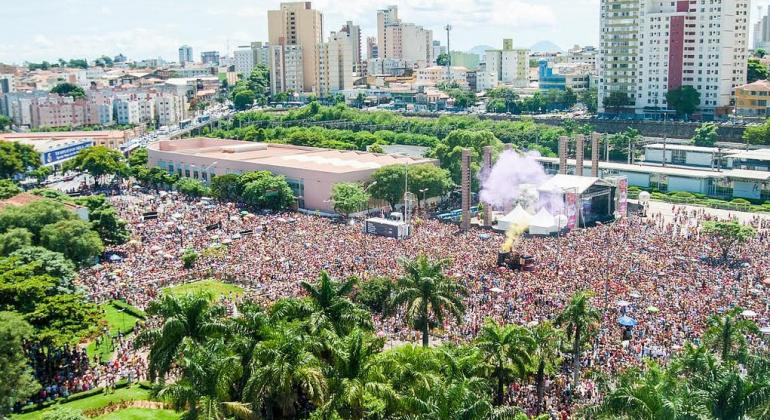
left=671, top=150, right=686, bottom=165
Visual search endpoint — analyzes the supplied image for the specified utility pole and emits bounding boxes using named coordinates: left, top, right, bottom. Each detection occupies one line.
left=444, top=24, right=452, bottom=79
left=662, top=136, right=667, bottom=167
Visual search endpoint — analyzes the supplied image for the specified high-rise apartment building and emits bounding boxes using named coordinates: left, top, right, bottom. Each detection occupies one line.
left=376, top=5, right=433, bottom=68
left=754, top=6, right=770, bottom=50
left=366, top=37, right=378, bottom=60
left=482, top=39, right=530, bottom=88
left=339, top=21, right=362, bottom=74
left=178, top=45, right=193, bottom=65
left=599, top=0, right=750, bottom=116
left=201, top=51, right=220, bottom=66
left=234, top=46, right=255, bottom=76
left=269, top=45, right=304, bottom=94
left=268, top=1, right=323, bottom=93
left=317, top=31, right=354, bottom=96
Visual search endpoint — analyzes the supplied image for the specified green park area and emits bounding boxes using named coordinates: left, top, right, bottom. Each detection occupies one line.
left=14, top=385, right=179, bottom=420
left=162, top=279, right=244, bottom=300
left=86, top=301, right=145, bottom=363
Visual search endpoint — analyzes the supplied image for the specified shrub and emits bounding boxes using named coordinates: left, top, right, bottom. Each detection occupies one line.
left=181, top=248, right=198, bottom=269
left=730, top=198, right=751, bottom=205
left=669, top=191, right=695, bottom=199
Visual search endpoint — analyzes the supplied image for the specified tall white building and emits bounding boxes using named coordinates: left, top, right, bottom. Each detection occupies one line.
left=339, top=21, right=362, bottom=74
left=599, top=0, right=750, bottom=116
left=376, top=6, right=433, bottom=68
left=234, top=46, right=255, bottom=76
left=317, top=31, right=354, bottom=96
left=483, top=39, right=530, bottom=88
left=754, top=6, right=770, bottom=50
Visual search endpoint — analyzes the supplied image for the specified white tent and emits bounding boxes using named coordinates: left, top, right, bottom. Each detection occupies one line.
left=497, top=205, right=531, bottom=231
left=529, top=208, right=557, bottom=235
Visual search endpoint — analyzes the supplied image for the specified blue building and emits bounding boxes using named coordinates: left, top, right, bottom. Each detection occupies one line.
left=538, top=60, right=566, bottom=90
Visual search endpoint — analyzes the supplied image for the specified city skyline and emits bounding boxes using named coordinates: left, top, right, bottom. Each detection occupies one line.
left=2, top=0, right=612, bottom=64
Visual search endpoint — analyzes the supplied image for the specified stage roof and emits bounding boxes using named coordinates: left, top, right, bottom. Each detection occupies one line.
left=538, top=174, right=611, bottom=194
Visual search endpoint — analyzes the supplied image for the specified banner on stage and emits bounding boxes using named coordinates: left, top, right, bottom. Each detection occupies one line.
left=565, top=192, right=578, bottom=229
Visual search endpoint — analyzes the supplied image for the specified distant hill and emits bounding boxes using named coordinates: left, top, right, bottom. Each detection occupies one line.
left=468, top=45, right=495, bottom=57
left=530, top=40, right=563, bottom=53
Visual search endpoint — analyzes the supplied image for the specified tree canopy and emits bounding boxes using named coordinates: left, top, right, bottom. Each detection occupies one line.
left=747, top=58, right=769, bottom=83
left=692, top=122, right=719, bottom=147
left=666, top=86, right=700, bottom=118
left=330, top=182, right=370, bottom=218
left=50, top=82, right=86, bottom=99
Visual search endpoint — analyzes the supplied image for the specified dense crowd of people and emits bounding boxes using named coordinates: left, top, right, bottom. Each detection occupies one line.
left=70, top=191, right=770, bottom=415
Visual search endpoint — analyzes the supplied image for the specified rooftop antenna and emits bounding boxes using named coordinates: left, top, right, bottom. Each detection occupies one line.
left=444, top=24, right=452, bottom=79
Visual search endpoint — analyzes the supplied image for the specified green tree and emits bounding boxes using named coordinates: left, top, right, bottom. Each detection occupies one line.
left=476, top=319, right=534, bottom=405
left=50, top=82, right=86, bottom=99
left=408, top=164, right=453, bottom=208
left=210, top=173, right=242, bottom=202
left=692, top=122, right=719, bottom=147
left=181, top=247, right=198, bottom=269
left=554, top=291, right=600, bottom=388
left=245, top=325, right=328, bottom=418
left=701, top=221, right=756, bottom=262
left=431, top=129, right=501, bottom=188
left=486, top=87, right=519, bottom=113
left=40, top=219, right=104, bottom=266
left=436, top=53, right=450, bottom=66
left=742, top=118, right=770, bottom=145
left=666, top=86, right=700, bottom=118
left=529, top=321, right=564, bottom=414
left=0, top=227, right=33, bottom=256
left=240, top=171, right=295, bottom=210
left=157, top=339, right=252, bottom=420
left=0, top=311, right=40, bottom=416
left=127, top=148, right=148, bottom=169
left=602, top=91, right=633, bottom=112
left=354, top=277, right=393, bottom=314
left=331, top=182, right=370, bottom=219
left=136, top=293, right=227, bottom=381
left=580, top=88, right=598, bottom=113
left=0, top=180, right=21, bottom=199
left=448, top=89, right=476, bottom=109
left=369, top=165, right=407, bottom=208
left=175, top=177, right=209, bottom=198
left=703, top=307, right=759, bottom=362
left=41, top=406, right=86, bottom=420
left=0, top=198, right=76, bottom=240
left=29, top=166, right=52, bottom=184
left=234, top=89, right=256, bottom=111
left=0, top=142, right=40, bottom=179
left=25, top=294, right=101, bottom=347
left=0, top=115, right=12, bottom=131
left=747, top=58, right=769, bottom=83
left=68, top=146, right=127, bottom=186
left=88, top=205, right=130, bottom=245
left=10, top=246, right=76, bottom=292
left=389, top=254, right=467, bottom=347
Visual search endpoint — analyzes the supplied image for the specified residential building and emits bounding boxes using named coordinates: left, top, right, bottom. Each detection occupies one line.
left=267, top=1, right=324, bottom=93
left=736, top=79, right=770, bottom=118
left=178, top=45, right=193, bottom=65
left=114, top=97, right=142, bottom=125
left=599, top=0, right=750, bottom=117
left=415, top=66, right=469, bottom=89
left=201, top=51, right=220, bottom=66
left=251, top=42, right=270, bottom=68
left=317, top=31, right=354, bottom=96
left=155, top=94, right=187, bottom=126
left=30, top=95, right=88, bottom=129
left=754, top=6, right=770, bottom=50
left=85, top=90, right=114, bottom=126
left=0, top=75, right=13, bottom=94
left=339, top=21, right=362, bottom=73
left=147, top=137, right=436, bottom=212
left=269, top=44, right=304, bottom=94
left=377, top=5, right=433, bottom=68
left=483, top=39, right=530, bottom=88
left=366, top=58, right=409, bottom=76
left=366, top=36, right=378, bottom=59
left=432, top=41, right=446, bottom=64
left=565, top=45, right=598, bottom=72
left=234, top=46, right=255, bottom=76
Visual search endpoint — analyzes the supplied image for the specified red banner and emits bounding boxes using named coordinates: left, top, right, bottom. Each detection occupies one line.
left=565, top=192, right=578, bottom=230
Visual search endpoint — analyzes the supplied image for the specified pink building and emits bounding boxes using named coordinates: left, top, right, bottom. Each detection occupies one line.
left=147, top=138, right=437, bottom=212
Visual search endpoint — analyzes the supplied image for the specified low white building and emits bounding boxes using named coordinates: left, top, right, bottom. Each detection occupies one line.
left=415, top=66, right=469, bottom=89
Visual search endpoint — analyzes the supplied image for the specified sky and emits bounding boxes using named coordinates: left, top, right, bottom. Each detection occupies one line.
left=1, top=0, right=769, bottom=64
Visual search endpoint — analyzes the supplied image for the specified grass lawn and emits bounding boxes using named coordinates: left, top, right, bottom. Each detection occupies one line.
left=14, top=386, right=152, bottom=420
left=163, top=279, right=244, bottom=300
left=95, top=408, right=180, bottom=420
left=86, top=301, right=143, bottom=362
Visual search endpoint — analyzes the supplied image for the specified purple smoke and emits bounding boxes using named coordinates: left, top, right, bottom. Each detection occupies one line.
left=479, top=150, right=563, bottom=213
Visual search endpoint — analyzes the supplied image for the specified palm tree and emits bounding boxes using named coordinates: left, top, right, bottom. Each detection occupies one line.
left=405, top=376, right=518, bottom=420
left=476, top=319, right=535, bottom=406
left=136, top=292, right=227, bottom=381
left=389, top=254, right=467, bottom=347
left=375, top=343, right=443, bottom=416
left=319, top=329, right=396, bottom=419
left=584, top=360, right=705, bottom=420
left=245, top=324, right=327, bottom=419
left=227, top=301, right=271, bottom=401
left=703, top=307, right=759, bottom=362
left=271, top=271, right=372, bottom=336
left=157, top=339, right=253, bottom=420
left=529, top=321, right=563, bottom=414
left=555, top=291, right=600, bottom=388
